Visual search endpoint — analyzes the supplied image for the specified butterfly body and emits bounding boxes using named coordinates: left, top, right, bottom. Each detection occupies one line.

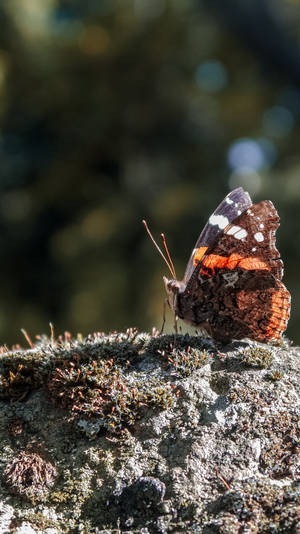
left=163, top=188, right=290, bottom=343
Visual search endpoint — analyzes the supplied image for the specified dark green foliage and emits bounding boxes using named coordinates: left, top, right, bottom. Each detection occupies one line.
left=0, top=1, right=298, bottom=345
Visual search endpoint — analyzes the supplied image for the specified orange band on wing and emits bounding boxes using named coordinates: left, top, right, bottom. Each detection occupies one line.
left=201, top=253, right=271, bottom=272
left=203, top=254, right=232, bottom=269
left=239, top=257, right=271, bottom=270
left=193, top=246, right=208, bottom=265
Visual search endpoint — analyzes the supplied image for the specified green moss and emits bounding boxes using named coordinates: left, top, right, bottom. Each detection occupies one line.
left=147, top=333, right=212, bottom=357
left=209, top=479, right=299, bottom=533
left=50, top=468, right=93, bottom=506
left=242, top=346, right=273, bottom=368
left=0, top=356, right=46, bottom=400
left=266, top=369, right=284, bottom=381
left=146, top=333, right=211, bottom=377
left=210, top=372, right=230, bottom=395
left=258, top=411, right=299, bottom=478
left=1, top=329, right=200, bottom=434
left=162, top=347, right=210, bottom=377
left=47, top=358, right=175, bottom=432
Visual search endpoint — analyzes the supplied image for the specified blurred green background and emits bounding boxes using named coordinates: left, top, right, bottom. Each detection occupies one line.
left=0, top=0, right=299, bottom=345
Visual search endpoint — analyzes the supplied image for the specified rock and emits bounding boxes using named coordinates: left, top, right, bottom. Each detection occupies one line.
left=0, top=330, right=299, bottom=533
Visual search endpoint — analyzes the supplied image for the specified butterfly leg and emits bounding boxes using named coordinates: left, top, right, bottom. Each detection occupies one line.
left=174, top=314, right=178, bottom=334
left=159, top=298, right=168, bottom=335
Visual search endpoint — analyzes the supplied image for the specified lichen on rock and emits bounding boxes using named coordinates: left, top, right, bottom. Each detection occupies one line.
left=0, top=328, right=299, bottom=533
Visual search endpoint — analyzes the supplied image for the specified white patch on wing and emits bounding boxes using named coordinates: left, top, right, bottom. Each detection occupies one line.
left=254, top=231, right=264, bottom=242
left=259, top=223, right=264, bottom=229
left=222, top=271, right=239, bottom=287
left=235, top=228, right=247, bottom=239
left=226, top=197, right=233, bottom=204
left=227, top=225, right=241, bottom=235
left=247, top=210, right=254, bottom=216
left=237, top=210, right=241, bottom=215
left=252, top=247, right=257, bottom=252
left=209, top=214, right=229, bottom=229
left=226, top=225, right=247, bottom=239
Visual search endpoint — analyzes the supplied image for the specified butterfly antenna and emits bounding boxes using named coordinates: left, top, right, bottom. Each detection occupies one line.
left=160, top=232, right=177, bottom=280
left=142, top=220, right=176, bottom=279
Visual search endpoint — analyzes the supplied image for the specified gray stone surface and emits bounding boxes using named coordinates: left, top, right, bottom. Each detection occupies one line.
left=0, top=331, right=299, bottom=533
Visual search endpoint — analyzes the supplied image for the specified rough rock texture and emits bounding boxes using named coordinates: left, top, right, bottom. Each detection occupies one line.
left=0, top=329, right=299, bottom=533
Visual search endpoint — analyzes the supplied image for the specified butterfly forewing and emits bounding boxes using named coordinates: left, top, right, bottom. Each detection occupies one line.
left=183, top=187, right=252, bottom=283
left=194, top=200, right=283, bottom=281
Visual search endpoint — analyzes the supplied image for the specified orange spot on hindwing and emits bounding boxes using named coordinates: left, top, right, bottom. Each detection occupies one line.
left=265, top=288, right=290, bottom=339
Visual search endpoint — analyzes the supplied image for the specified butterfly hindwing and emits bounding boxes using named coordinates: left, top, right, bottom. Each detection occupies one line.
left=178, top=268, right=290, bottom=342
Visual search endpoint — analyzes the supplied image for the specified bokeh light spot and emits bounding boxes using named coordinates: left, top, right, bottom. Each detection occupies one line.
left=5, top=0, right=55, bottom=36
left=195, top=60, right=228, bottom=93
left=227, top=138, right=265, bottom=171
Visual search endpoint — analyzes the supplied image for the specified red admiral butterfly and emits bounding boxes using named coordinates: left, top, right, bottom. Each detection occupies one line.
left=144, top=187, right=290, bottom=343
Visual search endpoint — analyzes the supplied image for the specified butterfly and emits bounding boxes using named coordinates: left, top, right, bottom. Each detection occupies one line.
left=144, top=187, right=290, bottom=343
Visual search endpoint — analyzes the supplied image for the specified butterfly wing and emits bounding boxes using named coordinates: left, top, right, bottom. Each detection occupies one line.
left=179, top=269, right=290, bottom=342
left=183, top=187, right=252, bottom=283
left=179, top=199, right=290, bottom=342
left=196, top=200, right=283, bottom=280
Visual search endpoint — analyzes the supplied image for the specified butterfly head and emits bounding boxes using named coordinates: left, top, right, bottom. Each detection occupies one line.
left=143, top=220, right=181, bottom=310
left=163, top=276, right=185, bottom=311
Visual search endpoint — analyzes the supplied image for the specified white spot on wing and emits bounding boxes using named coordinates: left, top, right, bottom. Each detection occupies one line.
left=252, top=247, right=257, bottom=252
left=227, top=225, right=240, bottom=235
left=235, top=228, right=247, bottom=239
left=237, top=210, right=241, bottom=215
left=226, top=197, right=233, bottom=204
left=259, top=223, right=264, bottom=229
left=209, top=214, right=229, bottom=230
left=227, top=225, right=247, bottom=239
left=254, top=231, right=264, bottom=242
